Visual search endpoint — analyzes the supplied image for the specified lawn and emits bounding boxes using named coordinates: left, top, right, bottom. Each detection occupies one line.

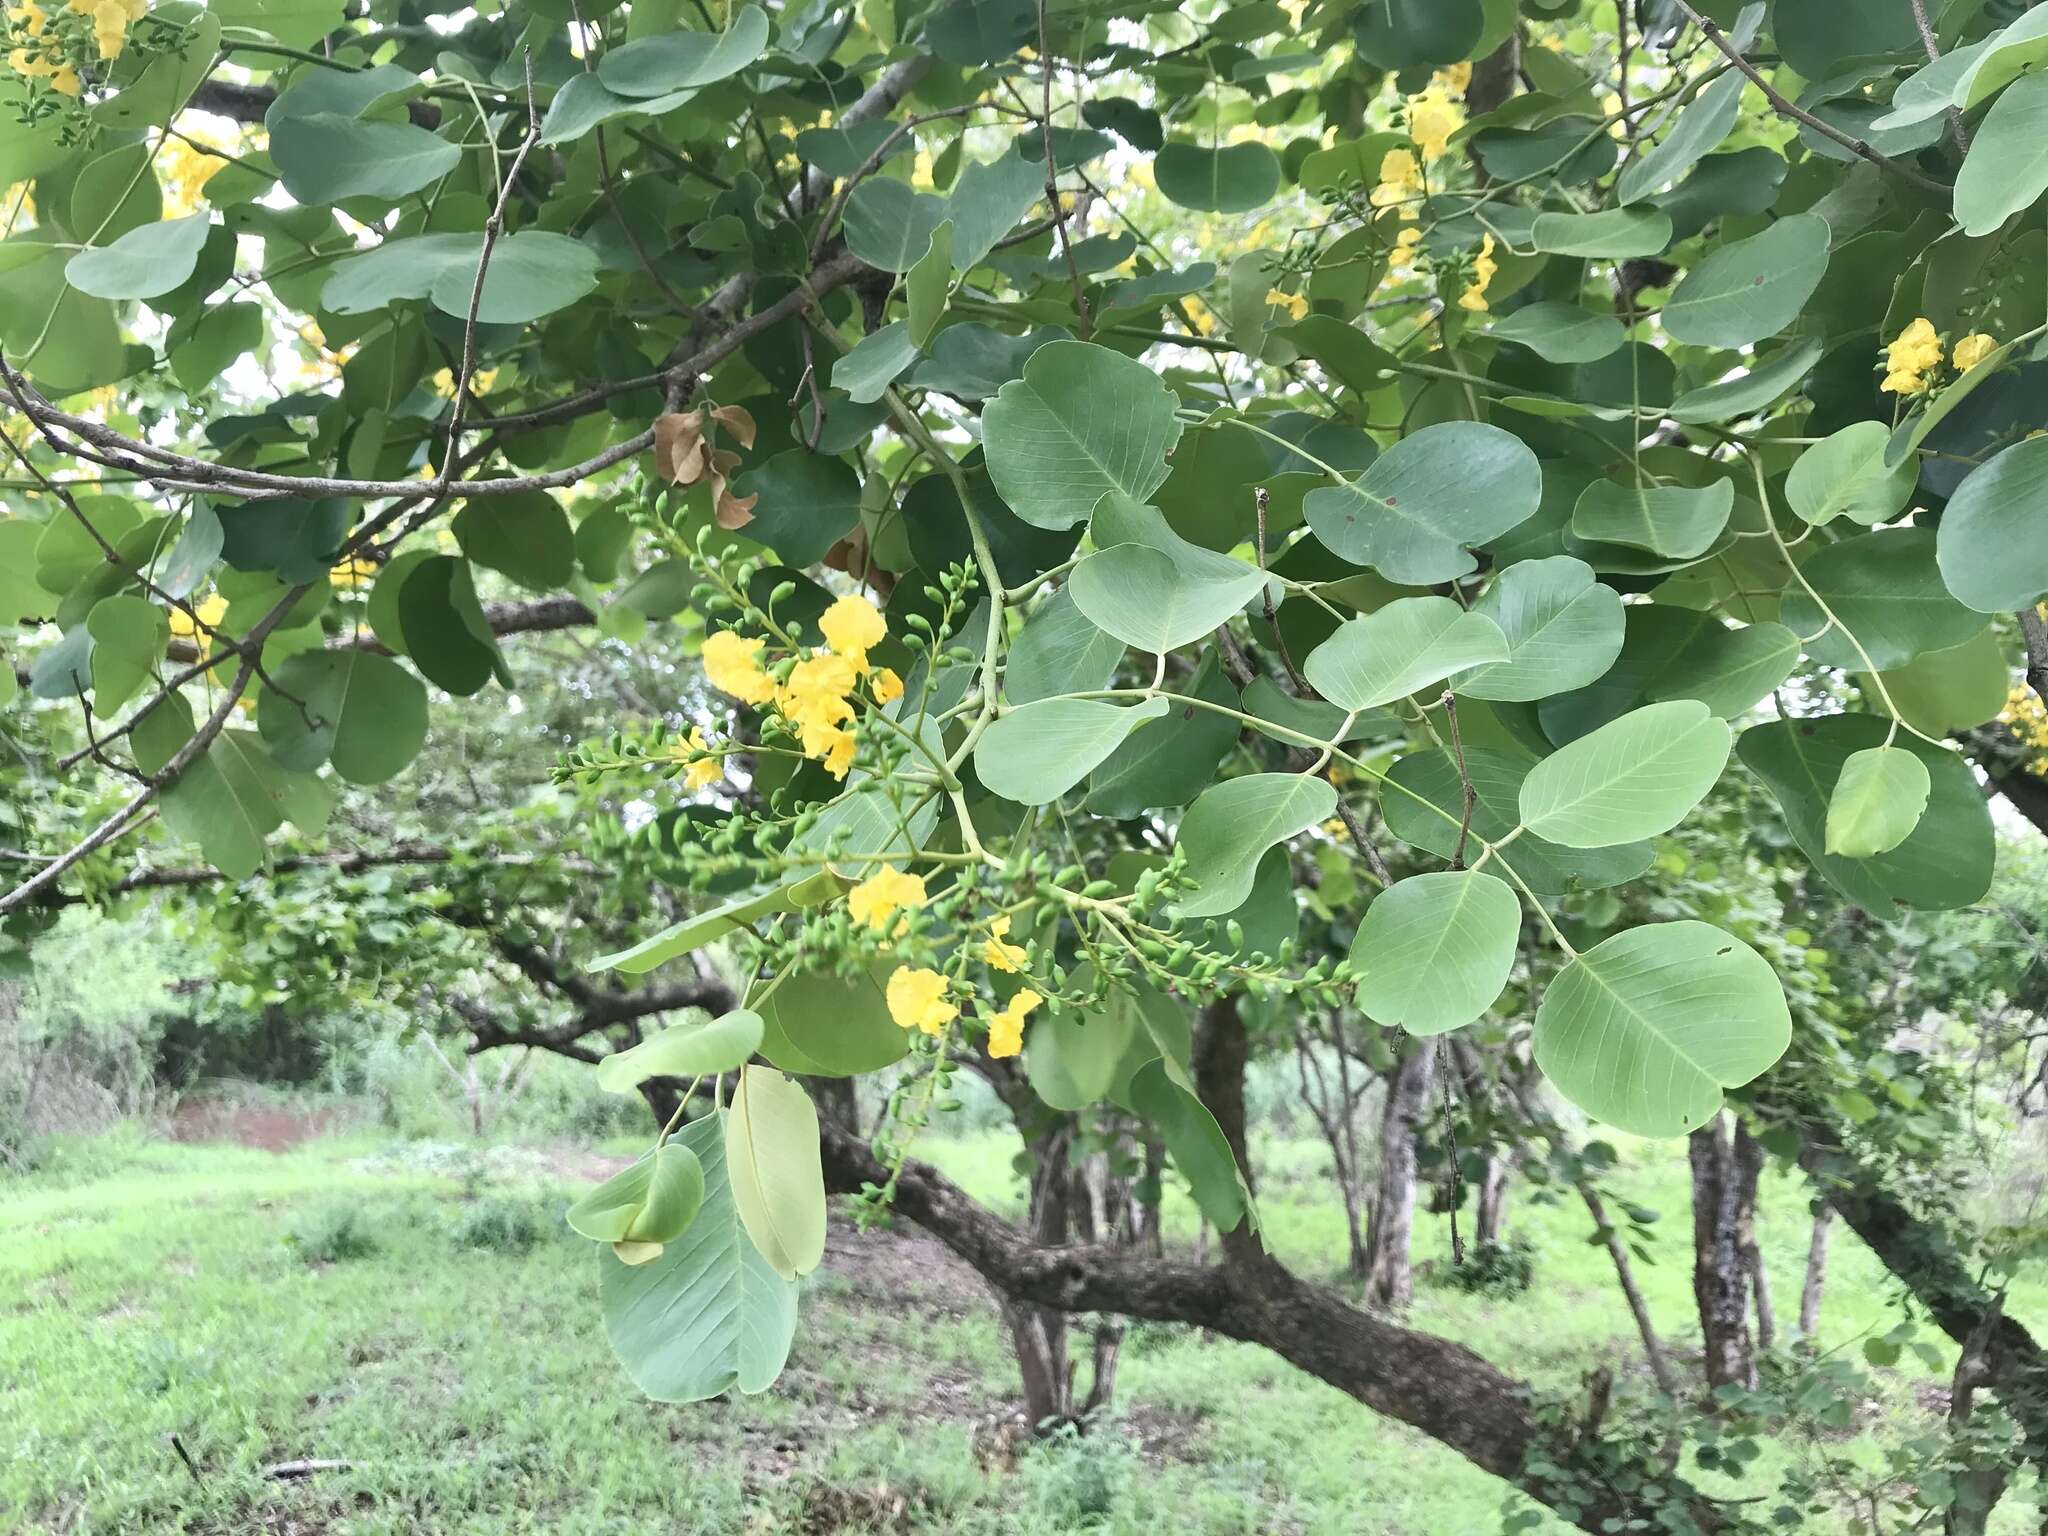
left=2, top=1116, right=2039, bottom=1534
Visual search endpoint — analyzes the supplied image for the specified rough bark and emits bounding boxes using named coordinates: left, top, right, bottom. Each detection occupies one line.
left=1797, top=1200, right=1833, bottom=1340
left=1690, top=1116, right=1758, bottom=1391
left=1366, top=1041, right=1436, bottom=1309
left=1475, top=1153, right=1510, bottom=1246
left=1732, top=1122, right=1776, bottom=1352
left=1944, top=1297, right=2014, bottom=1536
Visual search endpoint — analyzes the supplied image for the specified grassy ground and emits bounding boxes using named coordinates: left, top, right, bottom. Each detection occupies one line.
left=3, top=1116, right=2041, bottom=1535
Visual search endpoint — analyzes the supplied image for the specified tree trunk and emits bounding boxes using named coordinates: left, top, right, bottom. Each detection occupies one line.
left=1366, top=1042, right=1437, bottom=1309
left=1944, top=1297, right=2013, bottom=1536
left=1797, top=1199, right=1833, bottom=1340
left=1732, top=1122, right=1775, bottom=1352
left=1578, top=1179, right=1679, bottom=1398
left=1689, top=1115, right=1758, bottom=1391
left=1475, top=1154, right=1509, bottom=1245
left=805, top=1073, right=858, bottom=1133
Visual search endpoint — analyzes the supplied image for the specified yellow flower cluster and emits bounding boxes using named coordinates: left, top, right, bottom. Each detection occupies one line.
left=328, top=556, right=376, bottom=589
left=6, top=0, right=142, bottom=92
left=2003, top=683, right=2048, bottom=776
left=671, top=726, right=721, bottom=791
left=1263, top=285, right=1308, bottom=322
left=159, top=135, right=225, bottom=217
left=700, top=594, right=901, bottom=782
left=1406, top=84, right=1463, bottom=161
left=886, top=966, right=956, bottom=1035
left=167, top=592, right=227, bottom=647
left=1369, top=146, right=1421, bottom=211
left=849, top=867, right=924, bottom=932
left=1881, top=318, right=1996, bottom=396
left=867, top=899, right=1040, bottom=1056
left=1458, top=233, right=1497, bottom=313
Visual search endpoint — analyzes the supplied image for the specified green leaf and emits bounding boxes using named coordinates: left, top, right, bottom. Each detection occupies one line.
left=1668, top=338, right=1822, bottom=425
left=1354, top=0, right=1482, bottom=68
left=1868, top=629, right=2010, bottom=736
left=1824, top=745, right=1931, bottom=858
left=1529, top=208, right=1673, bottom=257
left=1301, top=596, right=1508, bottom=711
left=1661, top=213, right=1830, bottom=349
left=596, top=1011, right=767, bottom=1094
left=453, top=490, right=576, bottom=593
left=1616, top=70, right=1746, bottom=204
left=1003, top=587, right=1124, bottom=704
left=214, top=0, right=343, bottom=49
left=1570, top=478, right=1733, bottom=559
left=945, top=152, right=1043, bottom=271
left=157, top=504, right=223, bottom=600
left=1936, top=434, right=2048, bottom=612
left=271, top=115, right=459, bottom=206
left=568, top=1143, right=707, bottom=1248
left=1027, top=973, right=1141, bottom=1111
left=830, top=321, right=920, bottom=405
left=1457, top=557, right=1625, bottom=703
left=982, top=341, right=1184, bottom=530
left=0, top=520, right=55, bottom=626
left=1153, top=142, right=1281, bottom=213
left=1383, top=747, right=1655, bottom=896
left=1304, top=422, right=1541, bottom=583
left=595, top=5, right=771, bottom=97
left=1781, top=528, right=1986, bottom=670
left=1518, top=699, right=1732, bottom=848
left=217, top=497, right=351, bottom=584
left=599, top=1114, right=796, bottom=1402
left=264, top=61, right=422, bottom=126
left=588, top=870, right=843, bottom=974
left=91, top=10, right=219, bottom=131
left=905, top=220, right=954, bottom=348
left=1533, top=921, right=1790, bottom=1138
left=1786, top=421, right=1918, bottom=526
left=1127, top=1057, right=1257, bottom=1234
left=1068, top=543, right=1264, bottom=655
left=84, top=595, right=166, bottom=719
left=757, top=964, right=910, bottom=1077
left=925, top=0, right=1034, bottom=65
left=321, top=233, right=484, bottom=314
left=724, top=1066, right=826, bottom=1281
left=975, top=696, right=1170, bottom=805
left=395, top=556, right=507, bottom=697
left=1173, top=772, right=1333, bottom=919
left=1086, top=649, right=1241, bottom=816
left=841, top=178, right=947, bottom=273
left=169, top=302, right=265, bottom=393
left=1737, top=716, right=1993, bottom=912
left=258, top=650, right=427, bottom=784
left=729, top=452, right=861, bottom=567
left=539, top=74, right=699, bottom=146
left=64, top=215, right=210, bottom=301
left=1350, top=872, right=1521, bottom=1036
left=1488, top=303, right=1626, bottom=364
left=1954, top=70, right=2048, bottom=237
left=426, top=232, right=600, bottom=325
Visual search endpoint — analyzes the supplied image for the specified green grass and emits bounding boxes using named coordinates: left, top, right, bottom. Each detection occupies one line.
left=3, top=1121, right=2040, bottom=1534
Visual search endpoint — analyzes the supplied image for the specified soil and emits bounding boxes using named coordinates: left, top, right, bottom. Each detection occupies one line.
left=165, top=1097, right=336, bottom=1153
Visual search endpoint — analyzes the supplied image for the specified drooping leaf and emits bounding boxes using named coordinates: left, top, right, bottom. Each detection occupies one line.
left=598, top=1115, right=796, bottom=1402
left=724, top=1067, right=826, bottom=1281
left=757, top=964, right=911, bottom=1077
left=1003, top=587, right=1125, bottom=704
left=1616, top=69, right=1746, bottom=204
left=1173, top=773, right=1333, bottom=919
left=1518, top=700, right=1732, bottom=848
left=453, top=490, right=577, bottom=592
left=982, top=341, right=1184, bottom=530
left=84, top=595, right=166, bottom=719
left=595, top=1011, right=767, bottom=1093
left=974, top=696, right=1170, bottom=805
left=567, top=1142, right=707, bottom=1251
left=1301, top=596, right=1508, bottom=711
left=1127, top=1057, right=1258, bottom=1234
left=1824, top=745, right=1931, bottom=858
left=1303, top=422, right=1541, bottom=582
left=1349, top=871, right=1521, bottom=1036
left=1953, top=70, right=2048, bottom=237
left=841, top=178, right=947, bottom=274
left=1668, top=338, right=1822, bottom=425
left=1533, top=921, right=1790, bottom=1138
left=1456, top=557, right=1625, bottom=703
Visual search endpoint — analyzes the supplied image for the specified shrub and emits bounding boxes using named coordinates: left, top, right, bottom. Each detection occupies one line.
left=1438, top=1238, right=1536, bottom=1298
left=283, top=1201, right=377, bottom=1264
left=451, top=1193, right=553, bottom=1254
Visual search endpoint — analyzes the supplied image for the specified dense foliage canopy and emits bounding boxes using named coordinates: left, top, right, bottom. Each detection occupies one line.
left=6, top=0, right=2048, bottom=1521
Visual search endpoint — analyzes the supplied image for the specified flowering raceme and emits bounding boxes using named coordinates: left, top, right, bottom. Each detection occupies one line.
left=1881, top=317, right=1944, bottom=395
left=1458, top=233, right=1497, bottom=313
left=701, top=630, right=775, bottom=705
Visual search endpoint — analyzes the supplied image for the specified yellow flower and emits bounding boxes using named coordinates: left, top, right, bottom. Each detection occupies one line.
left=90, top=0, right=126, bottom=58
left=871, top=666, right=903, bottom=706
left=886, top=966, right=957, bottom=1035
left=1881, top=317, right=1944, bottom=395
left=1368, top=147, right=1421, bottom=210
left=701, top=630, right=775, bottom=705
left=677, top=727, right=720, bottom=791
left=1458, top=233, right=1497, bottom=313
left=1951, top=331, right=1996, bottom=372
left=849, top=867, right=926, bottom=931
left=1434, top=60, right=1472, bottom=95
left=1407, top=86, right=1463, bottom=160
left=1264, top=286, right=1308, bottom=322
left=50, top=60, right=78, bottom=95
left=781, top=652, right=857, bottom=746
left=1388, top=220, right=1421, bottom=268
left=168, top=592, right=227, bottom=643
left=820, top=725, right=857, bottom=779
left=328, top=556, right=376, bottom=589
left=10, top=47, right=53, bottom=77
left=819, top=592, right=885, bottom=669
left=986, top=989, right=1040, bottom=1059
left=11, top=2, right=46, bottom=37
left=982, top=914, right=1027, bottom=974
left=1182, top=294, right=1218, bottom=336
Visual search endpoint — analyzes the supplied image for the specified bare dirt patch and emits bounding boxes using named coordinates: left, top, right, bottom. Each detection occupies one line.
left=166, top=1097, right=335, bottom=1153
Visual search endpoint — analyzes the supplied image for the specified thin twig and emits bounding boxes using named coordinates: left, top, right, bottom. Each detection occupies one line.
left=1441, top=690, right=1476, bottom=870
left=1036, top=0, right=1091, bottom=340
left=2019, top=607, right=2048, bottom=711
left=1908, top=0, right=1972, bottom=154
left=1671, top=0, right=1948, bottom=194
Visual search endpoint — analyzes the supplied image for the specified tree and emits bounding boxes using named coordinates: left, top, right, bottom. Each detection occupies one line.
left=7, top=0, right=2048, bottom=1528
